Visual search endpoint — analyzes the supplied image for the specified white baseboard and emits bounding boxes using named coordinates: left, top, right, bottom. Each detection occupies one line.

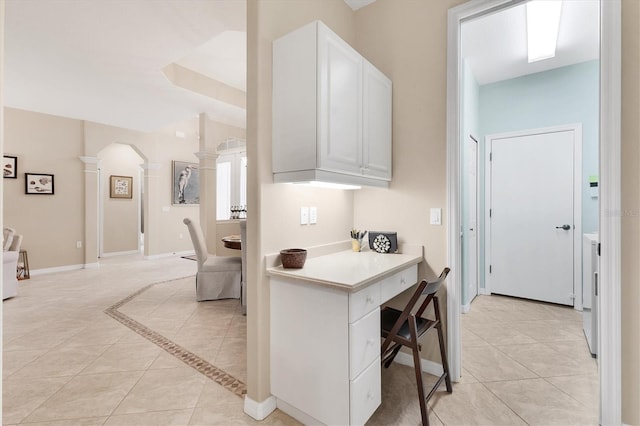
left=275, top=398, right=323, bottom=425
left=461, top=303, right=470, bottom=314
left=479, top=288, right=490, bottom=295
left=393, top=351, right=444, bottom=377
left=243, top=395, right=276, bottom=421
left=30, top=263, right=85, bottom=276
left=100, top=250, right=139, bottom=258
left=84, top=262, right=100, bottom=269
left=144, top=250, right=194, bottom=260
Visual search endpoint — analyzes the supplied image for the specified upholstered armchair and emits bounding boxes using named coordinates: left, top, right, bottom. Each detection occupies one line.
left=183, top=218, right=241, bottom=301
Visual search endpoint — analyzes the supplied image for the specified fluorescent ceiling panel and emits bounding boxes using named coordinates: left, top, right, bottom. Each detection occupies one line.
left=527, top=0, right=563, bottom=63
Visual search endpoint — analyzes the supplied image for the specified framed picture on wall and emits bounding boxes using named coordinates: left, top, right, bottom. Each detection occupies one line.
left=3, top=155, right=17, bottom=179
left=110, top=175, right=133, bottom=199
left=25, top=173, right=54, bottom=194
left=172, top=161, right=199, bottom=205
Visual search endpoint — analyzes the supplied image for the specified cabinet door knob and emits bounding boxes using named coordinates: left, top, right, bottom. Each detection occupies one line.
left=367, top=338, right=376, bottom=346
left=367, top=391, right=374, bottom=400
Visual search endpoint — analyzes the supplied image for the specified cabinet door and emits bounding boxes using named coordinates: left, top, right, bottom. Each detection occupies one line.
left=362, top=60, right=392, bottom=180
left=317, top=23, right=362, bottom=176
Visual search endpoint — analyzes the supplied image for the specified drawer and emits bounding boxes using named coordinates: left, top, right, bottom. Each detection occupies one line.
left=349, top=282, right=380, bottom=323
left=350, top=356, right=381, bottom=426
left=380, top=265, right=418, bottom=303
left=349, top=308, right=380, bottom=380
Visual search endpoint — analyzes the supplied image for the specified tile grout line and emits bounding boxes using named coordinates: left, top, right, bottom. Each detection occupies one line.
left=103, top=276, right=247, bottom=398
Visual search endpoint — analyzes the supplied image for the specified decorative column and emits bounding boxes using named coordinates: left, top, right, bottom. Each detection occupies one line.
left=140, top=162, right=162, bottom=257
left=79, top=156, right=100, bottom=268
left=197, top=113, right=219, bottom=253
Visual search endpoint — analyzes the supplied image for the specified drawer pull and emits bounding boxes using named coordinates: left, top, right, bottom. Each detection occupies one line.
left=400, top=277, right=406, bottom=284
left=367, top=391, right=374, bottom=400
left=366, top=295, right=375, bottom=304
left=366, top=338, right=376, bottom=346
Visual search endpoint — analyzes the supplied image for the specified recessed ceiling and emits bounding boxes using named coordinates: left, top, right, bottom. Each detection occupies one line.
left=4, top=0, right=246, bottom=132
left=462, top=0, right=599, bottom=85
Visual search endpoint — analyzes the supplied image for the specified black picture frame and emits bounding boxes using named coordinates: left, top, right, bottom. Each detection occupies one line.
left=25, top=173, right=54, bottom=195
left=3, top=155, right=17, bottom=179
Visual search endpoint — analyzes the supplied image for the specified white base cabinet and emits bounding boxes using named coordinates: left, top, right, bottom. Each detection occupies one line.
left=270, top=262, right=418, bottom=425
left=272, top=20, right=392, bottom=188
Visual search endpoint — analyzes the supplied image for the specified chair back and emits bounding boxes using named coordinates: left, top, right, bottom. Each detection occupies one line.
left=183, top=218, right=208, bottom=267
left=3, top=227, right=15, bottom=251
left=415, top=267, right=450, bottom=318
left=9, top=234, right=22, bottom=252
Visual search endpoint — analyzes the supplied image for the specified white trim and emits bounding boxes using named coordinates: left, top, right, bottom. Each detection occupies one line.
left=144, top=250, right=194, bottom=260
left=30, top=264, right=85, bottom=276
left=393, top=351, right=444, bottom=377
left=461, top=303, right=470, bottom=314
left=100, top=250, right=140, bottom=258
left=479, top=288, right=490, bottom=296
left=243, top=395, right=276, bottom=421
left=599, top=1, right=622, bottom=424
left=483, top=123, right=583, bottom=306
left=447, top=0, right=621, bottom=423
left=84, top=262, right=100, bottom=269
left=447, top=0, right=520, bottom=384
left=274, top=398, right=320, bottom=425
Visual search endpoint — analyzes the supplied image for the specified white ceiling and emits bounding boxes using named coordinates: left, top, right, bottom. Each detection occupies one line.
left=4, top=0, right=246, bottom=132
left=462, top=1, right=600, bottom=85
left=4, top=0, right=599, bottom=133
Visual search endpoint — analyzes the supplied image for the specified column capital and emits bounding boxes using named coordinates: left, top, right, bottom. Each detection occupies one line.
left=79, top=156, right=100, bottom=165
left=195, top=151, right=219, bottom=161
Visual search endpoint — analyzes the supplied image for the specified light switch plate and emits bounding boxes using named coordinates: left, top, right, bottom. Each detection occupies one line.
left=430, top=208, right=442, bottom=225
left=309, top=207, right=317, bottom=224
left=300, top=207, right=309, bottom=225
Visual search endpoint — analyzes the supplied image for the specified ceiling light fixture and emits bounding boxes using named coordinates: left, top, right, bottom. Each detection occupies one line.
left=526, top=0, right=563, bottom=63
left=291, top=181, right=361, bottom=190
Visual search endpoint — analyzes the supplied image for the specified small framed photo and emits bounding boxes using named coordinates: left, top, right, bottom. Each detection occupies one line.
left=3, top=155, right=17, bottom=179
left=110, top=175, right=133, bottom=199
left=25, top=173, right=54, bottom=194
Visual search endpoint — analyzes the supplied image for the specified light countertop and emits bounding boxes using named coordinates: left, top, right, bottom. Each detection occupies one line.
left=266, top=250, right=422, bottom=292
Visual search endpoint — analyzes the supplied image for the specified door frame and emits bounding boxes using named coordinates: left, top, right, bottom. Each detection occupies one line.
left=446, top=1, right=621, bottom=424
left=483, top=124, right=582, bottom=307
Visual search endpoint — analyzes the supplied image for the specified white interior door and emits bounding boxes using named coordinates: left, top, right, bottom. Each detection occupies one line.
left=489, top=129, right=575, bottom=305
left=467, top=136, right=478, bottom=302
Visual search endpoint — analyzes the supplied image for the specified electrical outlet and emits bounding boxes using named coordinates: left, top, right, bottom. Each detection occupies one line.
left=76, top=241, right=82, bottom=249
left=309, top=207, right=317, bottom=224
left=300, top=207, right=309, bottom=225
left=179, top=233, right=184, bottom=239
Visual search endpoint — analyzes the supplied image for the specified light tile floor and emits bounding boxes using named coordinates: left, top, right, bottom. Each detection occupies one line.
left=3, top=255, right=598, bottom=425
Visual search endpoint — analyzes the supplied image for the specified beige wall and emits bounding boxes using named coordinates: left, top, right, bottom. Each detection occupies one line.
left=247, top=0, right=357, bottom=403
left=3, top=108, right=85, bottom=269
left=99, top=143, right=143, bottom=254
left=352, top=0, right=467, bottom=364
left=621, top=0, right=640, bottom=423
left=2, top=110, right=243, bottom=270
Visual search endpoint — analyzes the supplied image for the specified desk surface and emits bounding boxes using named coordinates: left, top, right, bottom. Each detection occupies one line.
left=267, top=250, right=422, bottom=292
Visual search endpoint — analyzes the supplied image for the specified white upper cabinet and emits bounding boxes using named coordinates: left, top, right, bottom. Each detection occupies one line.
left=272, top=21, right=392, bottom=187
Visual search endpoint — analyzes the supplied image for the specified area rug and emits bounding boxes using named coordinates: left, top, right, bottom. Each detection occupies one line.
left=104, top=277, right=246, bottom=397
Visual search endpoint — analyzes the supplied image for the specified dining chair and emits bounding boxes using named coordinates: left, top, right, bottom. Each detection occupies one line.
left=380, top=267, right=452, bottom=426
left=183, top=218, right=241, bottom=301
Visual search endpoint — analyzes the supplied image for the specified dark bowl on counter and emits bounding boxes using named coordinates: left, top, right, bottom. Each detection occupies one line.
left=280, top=248, right=307, bottom=269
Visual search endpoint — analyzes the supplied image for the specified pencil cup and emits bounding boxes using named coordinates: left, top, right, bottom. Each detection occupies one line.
left=351, top=238, right=363, bottom=252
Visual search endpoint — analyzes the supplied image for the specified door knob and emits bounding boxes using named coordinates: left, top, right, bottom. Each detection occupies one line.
left=555, top=224, right=571, bottom=230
